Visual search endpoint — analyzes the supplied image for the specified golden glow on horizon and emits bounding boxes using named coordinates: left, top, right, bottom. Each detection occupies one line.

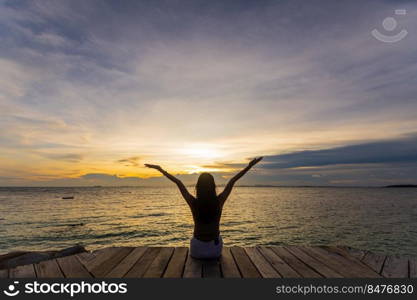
left=177, top=144, right=223, bottom=159
left=182, top=165, right=233, bottom=174
left=3, top=121, right=416, bottom=184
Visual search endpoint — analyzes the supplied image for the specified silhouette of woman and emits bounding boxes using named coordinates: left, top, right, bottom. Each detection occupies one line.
left=145, top=157, right=263, bottom=259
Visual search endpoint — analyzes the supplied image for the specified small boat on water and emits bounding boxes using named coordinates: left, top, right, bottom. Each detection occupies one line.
left=62, top=196, right=74, bottom=200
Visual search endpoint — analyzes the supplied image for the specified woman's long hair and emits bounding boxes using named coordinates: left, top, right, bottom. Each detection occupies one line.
left=195, top=173, right=219, bottom=223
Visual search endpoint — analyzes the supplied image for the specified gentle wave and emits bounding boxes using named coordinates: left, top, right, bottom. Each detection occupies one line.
left=1, top=186, right=417, bottom=256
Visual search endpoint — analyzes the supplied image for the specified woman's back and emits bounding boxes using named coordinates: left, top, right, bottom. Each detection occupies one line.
left=188, top=172, right=222, bottom=241
left=189, top=197, right=223, bottom=241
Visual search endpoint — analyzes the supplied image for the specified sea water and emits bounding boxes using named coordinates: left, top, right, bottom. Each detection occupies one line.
left=1, top=186, right=416, bottom=256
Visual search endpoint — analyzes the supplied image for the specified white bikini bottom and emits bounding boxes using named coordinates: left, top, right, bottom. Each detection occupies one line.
left=190, top=235, right=223, bottom=259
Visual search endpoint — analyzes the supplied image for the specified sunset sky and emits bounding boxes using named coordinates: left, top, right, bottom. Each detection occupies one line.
left=1, top=0, right=417, bottom=186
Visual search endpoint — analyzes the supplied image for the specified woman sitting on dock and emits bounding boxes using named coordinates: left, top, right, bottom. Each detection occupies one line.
left=145, top=157, right=263, bottom=259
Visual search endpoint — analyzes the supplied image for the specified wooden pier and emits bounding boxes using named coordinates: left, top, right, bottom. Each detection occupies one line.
left=1, top=246, right=415, bottom=278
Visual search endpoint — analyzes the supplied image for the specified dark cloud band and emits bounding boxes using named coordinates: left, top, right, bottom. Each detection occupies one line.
left=263, top=135, right=417, bottom=169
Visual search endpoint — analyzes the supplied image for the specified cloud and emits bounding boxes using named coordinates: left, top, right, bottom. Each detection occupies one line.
left=0, top=176, right=20, bottom=181
left=81, top=173, right=133, bottom=181
left=201, top=162, right=246, bottom=170
left=36, top=153, right=84, bottom=162
left=116, top=156, right=141, bottom=167
left=1, top=0, right=417, bottom=186
left=45, top=173, right=144, bottom=186
left=262, top=135, right=417, bottom=169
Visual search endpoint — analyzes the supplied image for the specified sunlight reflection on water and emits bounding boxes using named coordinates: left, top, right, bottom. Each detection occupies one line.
left=0, top=186, right=416, bottom=256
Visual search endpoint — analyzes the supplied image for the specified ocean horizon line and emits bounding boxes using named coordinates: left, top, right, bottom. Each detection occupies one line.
left=1, top=184, right=415, bottom=188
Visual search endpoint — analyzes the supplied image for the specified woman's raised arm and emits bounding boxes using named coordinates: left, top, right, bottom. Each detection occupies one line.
left=144, top=164, right=195, bottom=205
left=218, top=157, right=263, bottom=205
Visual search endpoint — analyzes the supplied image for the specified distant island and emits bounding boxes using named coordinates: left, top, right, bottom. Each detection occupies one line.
left=385, top=185, right=417, bottom=188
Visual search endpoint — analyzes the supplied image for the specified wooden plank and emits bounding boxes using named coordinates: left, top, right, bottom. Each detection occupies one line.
left=9, top=264, right=36, bottom=278
left=410, top=259, right=417, bottom=278
left=77, top=247, right=121, bottom=272
left=361, top=252, right=386, bottom=274
left=35, top=259, right=64, bottom=278
left=76, top=247, right=111, bottom=264
left=270, top=247, right=322, bottom=278
left=106, top=247, right=147, bottom=278
left=300, top=246, right=380, bottom=278
left=311, top=246, right=381, bottom=277
left=76, top=251, right=94, bottom=264
left=258, top=247, right=300, bottom=278
left=183, top=255, right=203, bottom=278
left=284, top=246, right=343, bottom=278
left=124, top=247, right=161, bottom=278
left=90, top=247, right=133, bottom=277
left=244, top=247, right=281, bottom=278
left=381, top=255, right=408, bottom=278
left=323, top=246, right=363, bottom=262
left=230, top=247, right=261, bottom=278
left=56, top=255, right=92, bottom=278
left=163, top=247, right=188, bottom=278
left=220, top=247, right=241, bottom=278
left=203, top=259, right=221, bottom=278
left=143, top=247, right=174, bottom=278
left=0, top=269, right=8, bottom=278
left=338, top=246, right=366, bottom=260
left=323, top=246, right=385, bottom=274
left=313, top=246, right=381, bottom=277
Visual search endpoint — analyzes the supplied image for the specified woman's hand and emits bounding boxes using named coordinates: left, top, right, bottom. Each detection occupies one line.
left=248, top=157, right=263, bottom=167
left=218, top=156, right=264, bottom=204
left=144, top=164, right=163, bottom=171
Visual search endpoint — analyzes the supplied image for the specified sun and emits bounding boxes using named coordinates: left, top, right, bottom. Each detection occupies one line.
left=179, top=144, right=222, bottom=159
